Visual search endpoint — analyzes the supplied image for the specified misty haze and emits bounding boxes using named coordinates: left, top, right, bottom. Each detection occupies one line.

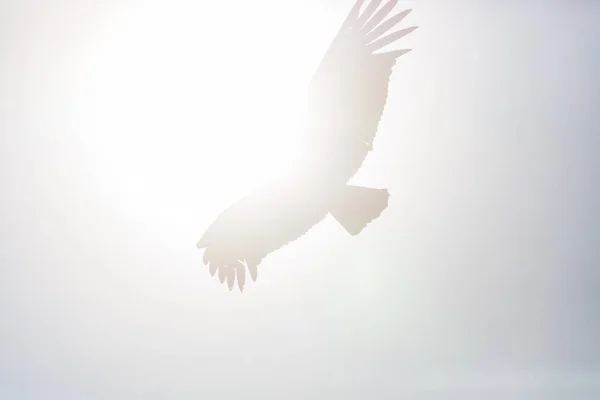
left=1, top=0, right=599, bottom=399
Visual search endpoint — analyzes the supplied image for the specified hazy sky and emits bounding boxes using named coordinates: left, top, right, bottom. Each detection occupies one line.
left=1, top=0, right=599, bottom=398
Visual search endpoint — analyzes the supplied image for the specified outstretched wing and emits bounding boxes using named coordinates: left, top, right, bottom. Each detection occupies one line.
left=308, top=0, right=416, bottom=181
left=197, top=183, right=329, bottom=292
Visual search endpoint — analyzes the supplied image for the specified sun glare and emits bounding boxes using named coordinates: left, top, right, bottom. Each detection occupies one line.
left=70, top=1, right=335, bottom=250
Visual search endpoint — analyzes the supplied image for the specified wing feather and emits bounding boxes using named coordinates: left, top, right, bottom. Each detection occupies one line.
left=356, top=0, right=384, bottom=27
left=218, top=266, right=227, bottom=283
left=367, top=26, right=418, bottom=52
left=235, top=264, right=246, bottom=291
left=359, top=0, right=398, bottom=34
left=363, top=8, right=412, bottom=42
left=340, top=0, right=366, bottom=30
left=245, top=258, right=259, bottom=282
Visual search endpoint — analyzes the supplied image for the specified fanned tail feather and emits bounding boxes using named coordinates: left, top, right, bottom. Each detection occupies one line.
left=330, top=185, right=389, bottom=236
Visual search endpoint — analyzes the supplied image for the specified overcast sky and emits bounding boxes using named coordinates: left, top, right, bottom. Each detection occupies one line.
left=1, top=0, right=599, bottom=398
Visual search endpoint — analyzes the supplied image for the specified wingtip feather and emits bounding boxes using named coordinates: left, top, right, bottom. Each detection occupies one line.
left=367, top=26, right=418, bottom=52
left=341, top=0, right=367, bottom=30
left=246, top=259, right=258, bottom=282
left=356, top=0, right=384, bottom=28
left=364, top=8, right=413, bottom=44
left=359, top=0, right=398, bottom=34
left=383, top=48, right=412, bottom=59
left=218, top=266, right=227, bottom=283
left=226, top=267, right=235, bottom=290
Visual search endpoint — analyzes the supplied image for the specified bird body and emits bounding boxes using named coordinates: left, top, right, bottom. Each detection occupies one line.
left=197, top=0, right=417, bottom=291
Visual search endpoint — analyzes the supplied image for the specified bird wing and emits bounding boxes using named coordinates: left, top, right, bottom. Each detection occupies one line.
left=307, top=0, right=416, bottom=180
left=197, top=182, right=329, bottom=292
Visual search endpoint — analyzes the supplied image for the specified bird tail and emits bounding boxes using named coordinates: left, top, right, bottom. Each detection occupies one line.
left=329, top=185, right=389, bottom=236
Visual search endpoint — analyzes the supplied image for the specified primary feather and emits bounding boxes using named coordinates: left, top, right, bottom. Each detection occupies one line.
left=197, top=0, right=416, bottom=291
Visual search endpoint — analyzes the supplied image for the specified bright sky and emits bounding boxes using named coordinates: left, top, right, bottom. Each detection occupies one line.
left=1, top=0, right=599, bottom=398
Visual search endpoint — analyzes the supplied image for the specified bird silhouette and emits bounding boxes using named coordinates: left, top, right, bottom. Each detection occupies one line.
left=197, top=0, right=417, bottom=291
